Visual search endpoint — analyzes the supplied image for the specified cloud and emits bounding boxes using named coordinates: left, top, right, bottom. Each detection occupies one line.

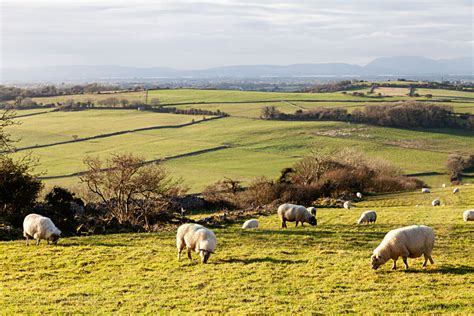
left=1, top=0, right=472, bottom=68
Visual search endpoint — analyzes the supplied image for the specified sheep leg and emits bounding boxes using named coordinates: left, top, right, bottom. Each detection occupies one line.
left=187, top=248, right=192, bottom=260
left=402, top=257, right=409, bottom=269
left=282, top=220, right=287, bottom=229
left=295, top=221, right=298, bottom=227
left=35, top=239, right=40, bottom=246
left=301, top=222, right=304, bottom=227
left=429, top=256, right=434, bottom=264
left=24, top=234, right=29, bottom=246
left=391, top=259, right=397, bottom=270
left=177, top=248, right=182, bottom=261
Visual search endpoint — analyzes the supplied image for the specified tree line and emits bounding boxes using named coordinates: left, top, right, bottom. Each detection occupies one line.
left=261, top=101, right=474, bottom=130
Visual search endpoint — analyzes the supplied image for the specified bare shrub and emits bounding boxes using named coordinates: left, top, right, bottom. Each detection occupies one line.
left=80, top=153, right=187, bottom=230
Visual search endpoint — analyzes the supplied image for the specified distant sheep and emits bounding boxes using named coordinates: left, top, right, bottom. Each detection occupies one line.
left=453, top=187, right=459, bottom=194
left=432, top=199, right=440, bottom=206
left=242, top=219, right=259, bottom=229
left=176, top=223, right=217, bottom=264
left=463, top=210, right=474, bottom=222
left=277, top=203, right=316, bottom=228
left=23, top=213, right=61, bottom=246
left=371, top=225, right=435, bottom=270
left=357, top=211, right=377, bottom=224
left=442, top=184, right=446, bottom=188
left=421, top=188, right=430, bottom=193
left=356, top=192, right=363, bottom=199
left=343, top=201, right=352, bottom=210
left=307, top=207, right=317, bottom=216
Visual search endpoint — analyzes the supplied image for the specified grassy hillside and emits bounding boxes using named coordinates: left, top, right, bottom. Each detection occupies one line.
left=1, top=187, right=473, bottom=313
left=5, top=87, right=474, bottom=192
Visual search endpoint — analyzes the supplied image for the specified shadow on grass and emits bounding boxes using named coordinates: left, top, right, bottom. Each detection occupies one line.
left=255, top=229, right=336, bottom=237
left=217, top=256, right=308, bottom=265
left=60, top=241, right=125, bottom=248
left=404, top=265, right=474, bottom=275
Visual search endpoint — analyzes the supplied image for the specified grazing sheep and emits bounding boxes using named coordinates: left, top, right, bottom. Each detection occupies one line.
left=176, top=223, right=217, bottom=264
left=432, top=199, right=440, bottom=206
left=356, top=192, right=363, bottom=199
left=421, top=188, right=430, bottom=193
left=307, top=207, right=317, bottom=216
left=463, top=210, right=474, bottom=222
left=442, top=183, right=446, bottom=188
left=277, top=203, right=317, bottom=228
left=453, top=187, right=459, bottom=194
left=242, top=219, right=259, bottom=229
left=357, top=211, right=377, bottom=224
left=343, top=201, right=352, bottom=210
left=371, top=225, right=435, bottom=270
left=23, top=213, right=61, bottom=246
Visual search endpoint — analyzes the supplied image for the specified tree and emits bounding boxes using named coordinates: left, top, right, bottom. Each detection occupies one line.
left=150, top=98, right=161, bottom=106
left=80, top=153, right=187, bottom=229
left=0, top=155, right=43, bottom=226
left=260, top=106, right=280, bottom=120
left=0, top=109, right=17, bottom=153
left=446, top=153, right=465, bottom=181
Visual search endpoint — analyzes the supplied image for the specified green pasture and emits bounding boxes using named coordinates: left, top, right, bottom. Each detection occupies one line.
left=8, top=113, right=473, bottom=191
left=1, top=187, right=473, bottom=313
left=9, top=110, right=200, bottom=147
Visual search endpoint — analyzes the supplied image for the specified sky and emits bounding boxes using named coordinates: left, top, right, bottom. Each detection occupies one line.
left=1, top=0, right=472, bottom=69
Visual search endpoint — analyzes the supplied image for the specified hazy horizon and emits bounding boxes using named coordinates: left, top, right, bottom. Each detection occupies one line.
left=1, top=0, right=472, bottom=70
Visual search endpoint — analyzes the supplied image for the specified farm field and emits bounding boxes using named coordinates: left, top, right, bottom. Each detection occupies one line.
left=10, top=114, right=474, bottom=187
left=7, top=87, right=474, bottom=192
left=1, top=187, right=473, bottom=314
left=8, top=109, right=201, bottom=148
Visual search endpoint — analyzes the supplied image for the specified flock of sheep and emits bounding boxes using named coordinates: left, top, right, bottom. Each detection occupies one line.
left=22, top=188, right=473, bottom=270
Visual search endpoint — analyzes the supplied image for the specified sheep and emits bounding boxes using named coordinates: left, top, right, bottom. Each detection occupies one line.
left=421, top=188, right=430, bottom=193
left=343, top=201, right=352, bottom=210
left=453, top=187, right=459, bottom=194
left=242, top=219, right=259, bottom=229
left=442, top=183, right=446, bottom=188
left=432, top=199, right=440, bottom=206
left=277, top=203, right=316, bottom=228
left=23, top=213, right=61, bottom=246
left=176, top=223, right=216, bottom=264
left=357, top=210, right=377, bottom=224
left=307, top=207, right=317, bottom=216
left=371, top=225, right=435, bottom=270
left=463, top=210, right=474, bottom=222
left=356, top=192, right=363, bottom=199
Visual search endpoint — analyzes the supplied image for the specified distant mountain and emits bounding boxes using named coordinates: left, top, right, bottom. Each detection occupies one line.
left=1, top=56, right=472, bottom=83
left=364, top=56, right=473, bottom=75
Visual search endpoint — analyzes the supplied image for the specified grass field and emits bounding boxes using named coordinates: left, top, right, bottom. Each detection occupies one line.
left=1, top=187, right=473, bottom=313
left=8, top=106, right=474, bottom=192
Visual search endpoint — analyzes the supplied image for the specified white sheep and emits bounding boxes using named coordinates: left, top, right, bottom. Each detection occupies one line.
left=356, top=192, right=363, bottom=199
left=432, top=199, right=440, bottom=206
left=371, top=225, right=435, bottom=270
left=23, top=213, right=61, bottom=246
left=242, top=219, right=259, bottom=229
left=357, top=210, right=377, bottom=224
left=176, top=223, right=216, bottom=264
left=463, top=210, right=474, bottom=222
left=343, top=201, right=352, bottom=210
left=307, top=207, right=317, bottom=216
left=442, top=183, right=446, bottom=188
left=453, top=187, right=459, bottom=194
left=421, top=188, right=430, bottom=193
left=277, top=203, right=317, bottom=228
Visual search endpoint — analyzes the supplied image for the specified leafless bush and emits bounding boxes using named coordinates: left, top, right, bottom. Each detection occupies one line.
left=80, top=153, right=187, bottom=230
